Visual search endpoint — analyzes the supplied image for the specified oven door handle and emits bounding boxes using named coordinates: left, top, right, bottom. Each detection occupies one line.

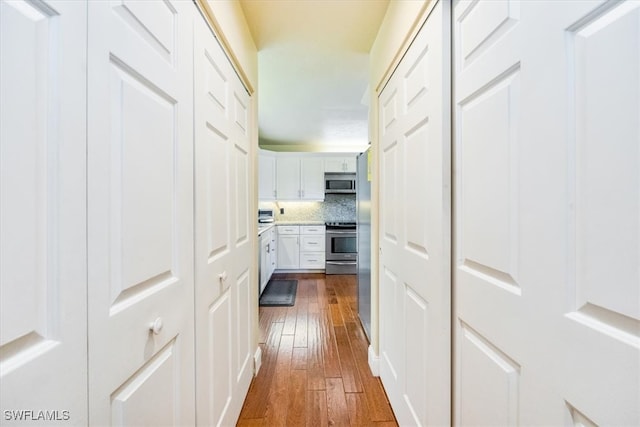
left=326, top=230, right=356, bottom=234
left=326, top=261, right=357, bottom=265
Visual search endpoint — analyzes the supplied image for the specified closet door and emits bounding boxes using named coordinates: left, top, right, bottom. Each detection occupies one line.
left=194, top=14, right=254, bottom=427
left=0, top=1, right=87, bottom=424
left=378, top=1, right=451, bottom=425
left=453, top=0, right=639, bottom=424
left=87, top=1, right=195, bottom=424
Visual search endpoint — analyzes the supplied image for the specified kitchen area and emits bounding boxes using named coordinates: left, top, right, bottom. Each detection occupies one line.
left=257, top=150, right=372, bottom=338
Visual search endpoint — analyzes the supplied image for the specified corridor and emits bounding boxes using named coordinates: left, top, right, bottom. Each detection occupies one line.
left=238, top=274, right=397, bottom=426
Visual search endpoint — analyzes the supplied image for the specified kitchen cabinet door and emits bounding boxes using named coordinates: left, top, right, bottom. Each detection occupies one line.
left=324, top=156, right=357, bottom=173
left=259, top=234, right=270, bottom=294
left=324, top=157, right=347, bottom=173
left=277, top=234, right=299, bottom=269
left=301, top=157, right=324, bottom=199
left=276, top=157, right=324, bottom=200
left=300, top=235, right=324, bottom=251
left=343, top=157, right=357, bottom=172
left=299, top=252, right=325, bottom=269
left=276, top=157, right=301, bottom=199
left=269, top=228, right=277, bottom=278
left=258, top=152, right=276, bottom=200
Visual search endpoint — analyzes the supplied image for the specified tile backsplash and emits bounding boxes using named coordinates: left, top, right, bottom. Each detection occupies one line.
left=259, top=194, right=356, bottom=223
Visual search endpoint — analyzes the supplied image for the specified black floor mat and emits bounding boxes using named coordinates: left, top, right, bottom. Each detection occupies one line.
left=259, top=279, right=298, bottom=307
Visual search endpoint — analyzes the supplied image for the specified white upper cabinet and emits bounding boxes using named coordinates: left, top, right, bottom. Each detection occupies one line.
left=276, top=157, right=301, bottom=199
left=301, top=157, right=325, bottom=199
left=343, top=157, right=357, bottom=172
left=324, top=156, right=357, bottom=173
left=275, top=156, right=324, bottom=200
left=258, top=151, right=276, bottom=200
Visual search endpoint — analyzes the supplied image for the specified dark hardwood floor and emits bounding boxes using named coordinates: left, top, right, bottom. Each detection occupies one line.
left=237, top=273, right=398, bottom=426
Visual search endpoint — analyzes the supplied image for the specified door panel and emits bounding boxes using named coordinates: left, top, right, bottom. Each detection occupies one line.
left=236, top=270, right=252, bottom=382
left=87, top=1, right=195, bottom=424
left=206, top=125, right=231, bottom=264
left=378, top=2, right=451, bottom=424
left=453, top=0, right=640, bottom=424
left=404, top=288, right=429, bottom=424
left=458, top=323, right=520, bottom=427
left=235, top=144, right=250, bottom=246
left=110, top=340, right=178, bottom=426
left=208, top=291, right=232, bottom=424
left=0, top=1, right=87, bottom=423
left=459, top=66, right=520, bottom=294
left=380, top=268, right=402, bottom=383
left=113, top=62, right=177, bottom=305
left=572, top=1, right=639, bottom=321
left=381, top=141, right=399, bottom=242
left=195, top=14, right=254, bottom=426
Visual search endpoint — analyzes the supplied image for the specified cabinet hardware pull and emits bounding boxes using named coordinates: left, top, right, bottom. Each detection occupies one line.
left=149, top=317, right=163, bottom=335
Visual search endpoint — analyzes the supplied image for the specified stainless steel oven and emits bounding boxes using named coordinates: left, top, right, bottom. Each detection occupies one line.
left=325, top=221, right=357, bottom=274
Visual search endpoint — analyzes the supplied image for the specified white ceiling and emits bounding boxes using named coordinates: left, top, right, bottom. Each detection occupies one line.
left=239, top=0, right=390, bottom=152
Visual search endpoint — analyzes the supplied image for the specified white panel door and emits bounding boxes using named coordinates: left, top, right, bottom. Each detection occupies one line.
left=0, top=1, right=87, bottom=424
left=453, top=0, right=640, bottom=424
left=194, top=14, right=254, bottom=427
left=87, top=1, right=195, bottom=424
left=378, top=1, right=451, bottom=425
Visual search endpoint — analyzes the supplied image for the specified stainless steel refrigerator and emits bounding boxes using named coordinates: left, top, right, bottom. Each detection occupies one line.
left=356, top=150, right=371, bottom=341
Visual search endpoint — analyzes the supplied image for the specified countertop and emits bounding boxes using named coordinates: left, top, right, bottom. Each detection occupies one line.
left=274, top=220, right=325, bottom=225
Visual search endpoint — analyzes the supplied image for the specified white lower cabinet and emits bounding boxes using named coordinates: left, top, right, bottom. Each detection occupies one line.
left=300, top=252, right=324, bottom=269
left=277, top=226, right=300, bottom=269
left=276, top=225, right=325, bottom=270
left=259, top=232, right=270, bottom=294
left=300, top=226, right=325, bottom=269
left=269, top=228, right=277, bottom=277
left=259, top=227, right=277, bottom=294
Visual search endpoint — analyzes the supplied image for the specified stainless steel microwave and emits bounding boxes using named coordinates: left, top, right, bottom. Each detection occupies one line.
left=325, top=173, right=356, bottom=194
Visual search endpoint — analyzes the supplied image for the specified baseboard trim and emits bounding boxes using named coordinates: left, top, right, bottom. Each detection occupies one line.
left=273, top=269, right=325, bottom=274
left=368, top=345, right=380, bottom=377
left=253, top=346, right=262, bottom=375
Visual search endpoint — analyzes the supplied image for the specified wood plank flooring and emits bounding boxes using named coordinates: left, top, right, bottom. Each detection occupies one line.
left=238, top=273, right=397, bottom=426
